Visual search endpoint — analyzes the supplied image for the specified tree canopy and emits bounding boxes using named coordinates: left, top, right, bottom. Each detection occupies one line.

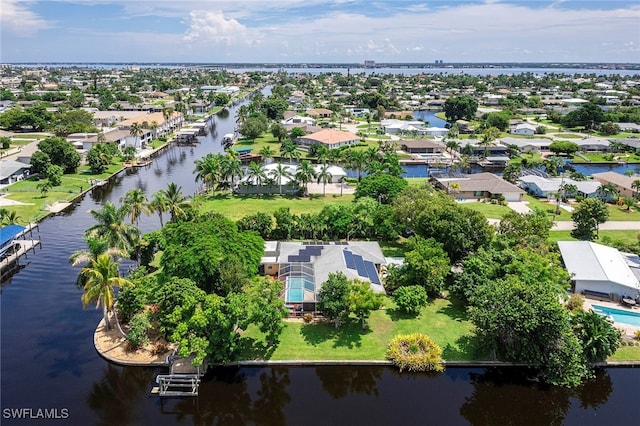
left=443, top=96, right=478, bottom=122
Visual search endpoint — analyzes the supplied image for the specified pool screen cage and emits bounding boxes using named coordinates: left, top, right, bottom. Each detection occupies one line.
left=279, top=262, right=317, bottom=307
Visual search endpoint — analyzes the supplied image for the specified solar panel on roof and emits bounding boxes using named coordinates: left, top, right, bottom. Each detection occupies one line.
left=353, top=254, right=367, bottom=277
left=288, top=255, right=299, bottom=262
left=365, top=260, right=381, bottom=285
left=343, top=250, right=356, bottom=269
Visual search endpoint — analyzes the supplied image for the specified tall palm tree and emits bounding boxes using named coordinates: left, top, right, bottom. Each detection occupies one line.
left=79, top=254, right=133, bottom=331
left=445, top=139, right=460, bottom=157
left=315, top=145, right=330, bottom=165
left=221, top=154, right=243, bottom=191
left=149, top=190, right=168, bottom=227
left=163, top=182, right=190, bottom=222
left=129, top=122, right=143, bottom=149
left=246, top=162, right=267, bottom=187
left=316, top=163, right=333, bottom=197
left=295, top=160, right=316, bottom=195
left=280, top=140, right=301, bottom=163
left=86, top=202, right=140, bottom=253
left=479, top=127, right=500, bottom=158
left=0, top=209, right=21, bottom=225
left=269, top=163, right=292, bottom=195
left=120, top=189, right=150, bottom=226
left=259, top=146, right=275, bottom=164
left=347, top=149, right=366, bottom=182
left=194, top=153, right=222, bottom=194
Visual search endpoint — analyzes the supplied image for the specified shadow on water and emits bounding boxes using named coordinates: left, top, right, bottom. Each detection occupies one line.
left=315, top=365, right=383, bottom=399
left=459, top=367, right=614, bottom=426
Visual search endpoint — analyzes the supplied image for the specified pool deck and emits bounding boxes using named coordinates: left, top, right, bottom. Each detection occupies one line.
left=583, top=299, right=640, bottom=338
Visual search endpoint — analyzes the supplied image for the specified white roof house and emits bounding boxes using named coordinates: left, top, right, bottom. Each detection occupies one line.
left=499, top=137, right=552, bottom=152
left=510, top=123, right=537, bottom=136
left=518, top=175, right=601, bottom=198
left=558, top=241, right=640, bottom=298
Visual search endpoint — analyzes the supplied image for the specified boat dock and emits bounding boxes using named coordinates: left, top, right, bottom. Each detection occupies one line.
left=175, top=128, right=200, bottom=145
left=0, top=223, right=42, bottom=283
left=151, top=355, right=207, bottom=397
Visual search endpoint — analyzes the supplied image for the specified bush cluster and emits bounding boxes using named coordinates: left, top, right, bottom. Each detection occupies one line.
left=126, top=312, right=151, bottom=350
left=386, top=333, right=444, bottom=373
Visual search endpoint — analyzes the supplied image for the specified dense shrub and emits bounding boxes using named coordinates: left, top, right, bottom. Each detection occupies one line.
left=126, top=312, right=151, bottom=350
left=565, top=293, right=585, bottom=313
left=393, top=285, right=428, bottom=315
left=386, top=333, right=444, bottom=372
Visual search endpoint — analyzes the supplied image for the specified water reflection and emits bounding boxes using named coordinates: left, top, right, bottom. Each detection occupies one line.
left=460, top=368, right=614, bottom=426
left=86, top=365, right=155, bottom=426
left=315, top=365, right=382, bottom=398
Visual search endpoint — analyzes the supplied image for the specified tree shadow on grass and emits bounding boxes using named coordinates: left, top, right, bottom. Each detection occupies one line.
left=385, top=307, right=419, bottom=322
left=300, top=320, right=368, bottom=350
left=442, top=335, right=480, bottom=361
left=237, top=336, right=277, bottom=361
left=436, top=296, right=471, bottom=322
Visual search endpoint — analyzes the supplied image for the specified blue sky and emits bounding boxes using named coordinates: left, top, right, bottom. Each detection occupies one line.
left=1, top=0, right=639, bottom=63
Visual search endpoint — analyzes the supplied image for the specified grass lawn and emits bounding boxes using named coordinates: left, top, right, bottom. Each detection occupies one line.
left=2, top=164, right=124, bottom=223
left=197, top=193, right=355, bottom=221
left=606, top=203, right=640, bottom=221
left=608, top=345, right=640, bottom=361
left=547, top=229, right=640, bottom=245
left=239, top=297, right=478, bottom=361
left=524, top=194, right=571, bottom=219
left=460, top=201, right=511, bottom=219
left=405, top=177, right=430, bottom=187
left=554, top=133, right=583, bottom=139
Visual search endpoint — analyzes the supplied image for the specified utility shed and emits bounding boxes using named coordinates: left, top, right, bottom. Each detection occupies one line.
left=558, top=241, right=640, bottom=299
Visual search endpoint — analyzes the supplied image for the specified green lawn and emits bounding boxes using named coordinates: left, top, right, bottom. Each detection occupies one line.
left=239, top=297, right=478, bottom=361
left=1, top=164, right=124, bottom=223
left=606, top=203, right=640, bottom=221
left=197, top=193, right=355, bottom=221
left=524, top=194, right=571, bottom=219
left=460, top=201, right=511, bottom=219
left=548, top=230, right=640, bottom=245
left=608, top=345, right=640, bottom=361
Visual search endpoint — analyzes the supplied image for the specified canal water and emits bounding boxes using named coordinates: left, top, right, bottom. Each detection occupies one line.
left=1, top=101, right=639, bottom=425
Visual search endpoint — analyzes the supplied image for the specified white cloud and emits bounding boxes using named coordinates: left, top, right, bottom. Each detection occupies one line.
left=0, top=0, right=53, bottom=36
left=183, top=10, right=250, bottom=45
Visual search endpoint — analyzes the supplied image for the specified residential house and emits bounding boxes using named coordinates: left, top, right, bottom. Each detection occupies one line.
left=260, top=241, right=386, bottom=313
left=510, top=123, right=537, bottom=136
left=399, top=139, right=446, bottom=154
left=431, top=172, right=525, bottom=202
left=281, top=116, right=316, bottom=127
left=558, top=241, right=640, bottom=299
left=592, top=171, right=638, bottom=197
left=0, top=160, right=31, bottom=185
left=499, top=137, right=552, bottom=153
left=460, top=140, right=509, bottom=157
left=295, top=129, right=359, bottom=150
left=518, top=175, right=601, bottom=198
left=575, top=137, right=610, bottom=152
left=306, top=108, right=334, bottom=118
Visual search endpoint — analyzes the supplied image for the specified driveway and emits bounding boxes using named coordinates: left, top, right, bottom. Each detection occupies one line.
left=506, top=201, right=532, bottom=214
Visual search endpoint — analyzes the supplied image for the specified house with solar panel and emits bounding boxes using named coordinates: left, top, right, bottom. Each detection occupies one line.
left=261, top=241, right=386, bottom=314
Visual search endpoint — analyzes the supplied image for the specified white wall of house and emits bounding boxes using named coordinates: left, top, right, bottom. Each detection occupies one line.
left=575, top=279, right=638, bottom=299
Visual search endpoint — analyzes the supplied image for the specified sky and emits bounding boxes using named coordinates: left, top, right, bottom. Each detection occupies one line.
left=0, top=0, right=639, bottom=64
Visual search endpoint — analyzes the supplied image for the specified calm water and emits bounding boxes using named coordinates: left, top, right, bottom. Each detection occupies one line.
left=1, top=97, right=640, bottom=425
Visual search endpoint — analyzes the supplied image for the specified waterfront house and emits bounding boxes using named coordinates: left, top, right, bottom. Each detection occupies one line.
left=499, top=137, right=552, bottom=153
left=295, top=129, right=359, bottom=150
left=381, top=119, right=427, bottom=135
left=460, top=140, right=509, bottom=157
left=399, top=139, right=446, bottom=154
left=518, top=175, right=601, bottom=198
left=306, top=108, right=334, bottom=118
left=281, top=116, right=316, bottom=127
left=558, top=241, right=640, bottom=300
left=431, top=172, right=525, bottom=202
left=261, top=241, right=386, bottom=313
left=0, top=160, right=30, bottom=185
left=575, top=137, right=610, bottom=152
left=592, top=171, right=637, bottom=197
left=612, top=138, right=640, bottom=153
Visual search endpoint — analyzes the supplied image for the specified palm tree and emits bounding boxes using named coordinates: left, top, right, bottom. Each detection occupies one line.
left=86, top=202, right=140, bottom=252
left=194, top=153, right=222, bottom=194
left=479, top=127, right=500, bottom=158
left=280, top=140, right=301, bottom=163
left=149, top=190, right=168, bottom=227
left=246, top=162, right=267, bottom=187
left=120, top=189, right=150, bottom=226
left=79, top=254, right=133, bottom=331
left=163, top=182, right=190, bottom=222
left=269, top=163, right=292, bottom=195
left=259, top=146, right=275, bottom=164
left=316, top=163, right=333, bottom=197
left=0, top=209, right=21, bottom=225
left=347, top=149, right=366, bottom=182
left=445, top=139, right=460, bottom=157
left=632, top=179, right=640, bottom=198
left=597, top=182, right=619, bottom=202
left=129, top=122, right=143, bottom=149
left=295, top=160, right=316, bottom=195
left=221, top=154, right=243, bottom=192
left=315, top=145, right=330, bottom=165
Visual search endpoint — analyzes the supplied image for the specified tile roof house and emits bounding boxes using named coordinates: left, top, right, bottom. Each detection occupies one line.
left=592, top=171, right=638, bottom=197
left=431, top=172, right=525, bottom=202
left=295, top=129, right=359, bottom=150
left=306, top=108, right=334, bottom=118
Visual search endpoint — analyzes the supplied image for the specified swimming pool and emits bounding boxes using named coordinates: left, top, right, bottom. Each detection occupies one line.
left=592, top=305, right=640, bottom=327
